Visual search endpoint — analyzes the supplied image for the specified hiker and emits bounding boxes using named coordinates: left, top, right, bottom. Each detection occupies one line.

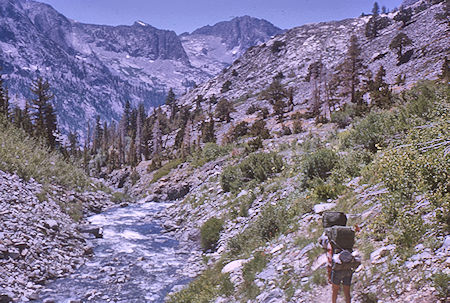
left=319, top=212, right=361, bottom=303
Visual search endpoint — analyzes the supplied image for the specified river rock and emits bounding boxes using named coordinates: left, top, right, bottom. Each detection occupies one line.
left=77, top=225, right=103, bottom=238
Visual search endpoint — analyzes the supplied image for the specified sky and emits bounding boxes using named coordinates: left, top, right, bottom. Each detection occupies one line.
left=38, top=0, right=403, bottom=34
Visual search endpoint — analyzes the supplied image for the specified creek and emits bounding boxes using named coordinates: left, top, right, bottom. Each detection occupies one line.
left=34, top=201, right=192, bottom=303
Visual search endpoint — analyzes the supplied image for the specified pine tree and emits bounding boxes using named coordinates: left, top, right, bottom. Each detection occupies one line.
left=389, top=32, right=412, bottom=59
left=372, top=2, right=380, bottom=16
left=370, top=65, right=392, bottom=109
left=215, top=99, right=234, bottom=123
left=0, top=69, right=9, bottom=118
left=201, top=115, right=216, bottom=143
left=30, top=77, right=57, bottom=147
left=394, top=7, right=412, bottom=27
left=93, top=115, right=103, bottom=152
left=152, top=117, right=162, bottom=156
left=338, top=35, right=365, bottom=106
left=44, top=102, right=57, bottom=148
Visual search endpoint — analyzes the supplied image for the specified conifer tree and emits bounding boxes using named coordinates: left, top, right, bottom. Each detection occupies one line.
left=389, top=32, right=412, bottom=59
left=370, top=65, right=392, bottom=109
left=201, top=116, right=216, bottom=143
left=0, top=69, right=9, bottom=118
left=372, top=2, right=380, bottom=16
left=30, top=77, right=57, bottom=147
left=93, top=115, right=103, bottom=152
left=394, top=7, right=412, bottom=27
left=338, top=35, right=365, bottom=106
left=215, top=99, right=234, bottom=123
left=165, top=88, right=178, bottom=119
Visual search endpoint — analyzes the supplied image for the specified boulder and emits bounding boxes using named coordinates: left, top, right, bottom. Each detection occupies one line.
left=77, top=225, right=103, bottom=239
left=44, top=219, right=59, bottom=231
left=222, top=260, right=246, bottom=274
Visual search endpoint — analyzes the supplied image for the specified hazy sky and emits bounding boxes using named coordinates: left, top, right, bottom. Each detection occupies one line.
left=38, top=0, right=403, bottom=34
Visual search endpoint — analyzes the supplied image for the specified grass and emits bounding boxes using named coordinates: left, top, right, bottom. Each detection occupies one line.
left=150, top=158, right=184, bottom=183
left=0, top=116, right=89, bottom=190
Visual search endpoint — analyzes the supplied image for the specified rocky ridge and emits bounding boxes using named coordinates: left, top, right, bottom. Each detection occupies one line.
left=177, top=0, right=447, bottom=124
left=0, top=170, right=116, bottom=302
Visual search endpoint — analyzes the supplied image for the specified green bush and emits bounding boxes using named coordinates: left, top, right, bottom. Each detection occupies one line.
left=432, top=272, right=449, bottom=300
left=220, top=152, right=284, bottom=192
left=190, top=142, right=230, bottom=167
left=330, top=108, right=353, bottom=128
left=303, top=148, right=339, bottom=181
left=343, top=110, right=395, bottom=153
left=200, top=217, right=224, bottom=251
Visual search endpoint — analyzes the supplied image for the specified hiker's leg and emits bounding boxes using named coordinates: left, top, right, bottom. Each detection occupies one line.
left=332, top=283, right=339, bottom=303
left=343, top=285, right=351, bottom=303
left=327, top=266, right=332, bottom=284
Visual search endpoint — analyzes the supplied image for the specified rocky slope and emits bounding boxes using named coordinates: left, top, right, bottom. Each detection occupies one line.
left=0, top=0, right=280, bottom=136
left=178, top=0, right=447, bottom=117
left=0, top=170, right=116, bottom=302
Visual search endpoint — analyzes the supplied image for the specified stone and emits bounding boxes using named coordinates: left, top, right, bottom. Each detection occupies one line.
left=222, top=260, right=246, bottom=274
left=44, top=219, right=59, bottom=231
left=370, top=245, right=396, bottom=264
left=0, top=293, right=13, bottom=303
left=77, top=225, right=103, bottom=238
left=313, top=203, right=337, bottom=214
left=443, top=235, right=450, bottom=249
left=270, top=244, right=284, bottom=254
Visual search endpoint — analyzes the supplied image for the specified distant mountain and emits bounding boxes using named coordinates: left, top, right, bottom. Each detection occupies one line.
left=181, top=16, right=283, bottom=76
left=0, top=0, right=280, bottom=136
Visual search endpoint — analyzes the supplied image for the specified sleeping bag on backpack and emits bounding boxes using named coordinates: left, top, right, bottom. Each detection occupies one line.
left=322, top=211, right=347, bottom=228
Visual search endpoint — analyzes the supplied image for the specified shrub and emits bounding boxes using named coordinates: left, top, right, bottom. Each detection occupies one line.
left=303, top=148, right=339, bottom=181
left=292, top=120, right=303, bottom=134
left=221, top=80, right=232, bottom=93
left=220, top=152, right=284, bottom=192
left=432, top=272, right=449, bottom=300
left=311, top=178, right=343, bottom=201
left=190, top=142, right=230, bottom=168
left=271, top=40, right=286, bottom=53
left=250, top=119, right=271, bottom=139
left=229, top=121, right=249, bottom=141
left=200, top=217, right=224, bottom=251
left=242, top=251, right=268, bottom=299
left=239, top=152, right=284, bottom=183
left=246, top=104, right=260, bottom=115
left=244, top=137, right=263, bottom=154
left=330, top=110, right=352, bottom=128
left=344, top=110, right=394, bottom=153
left=167, top=263, right=231, bottom=303
left=220, top=165, right=242, bottom=193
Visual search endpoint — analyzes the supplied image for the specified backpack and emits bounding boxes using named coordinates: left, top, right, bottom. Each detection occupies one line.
left=322, top=211, right=347, bottom=228
left=325, top=226, right=360, bottom=271
left=325, top=226, right=355, bottom=250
